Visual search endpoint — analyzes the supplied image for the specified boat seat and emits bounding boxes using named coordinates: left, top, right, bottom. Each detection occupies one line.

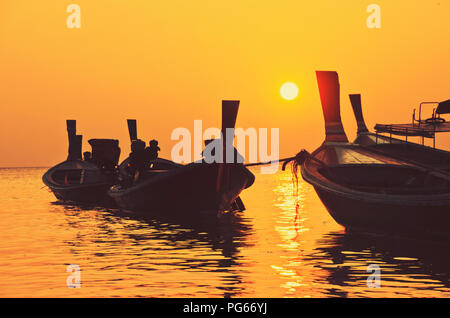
left=436, top=99, right=450, bottom=115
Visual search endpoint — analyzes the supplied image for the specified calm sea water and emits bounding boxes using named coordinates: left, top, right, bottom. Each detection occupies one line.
left=0, top=167, right=449, bottom=297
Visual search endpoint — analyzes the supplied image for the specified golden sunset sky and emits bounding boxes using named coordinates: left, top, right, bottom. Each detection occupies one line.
left=0, top=1, right=449, bottom=167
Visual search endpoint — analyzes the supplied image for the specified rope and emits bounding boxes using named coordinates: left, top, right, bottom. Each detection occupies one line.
left=243, top=150, right=312, bottom=171
left=243, top=156, right=297, bottom=168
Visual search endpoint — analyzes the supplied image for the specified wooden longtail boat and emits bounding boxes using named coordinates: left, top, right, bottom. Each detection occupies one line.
left=108, top=101, right=255, bottom=215
left=374, top=99, right=450, bottom=145
left=299, top=71, right=450, bottom=240
left=349, top=94, right=450, bottom=171
left=42, top=120, right=119, bottom=205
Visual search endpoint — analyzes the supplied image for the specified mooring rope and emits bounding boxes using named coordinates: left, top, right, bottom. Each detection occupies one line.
left=244, top=156, right=297, bottom=169
left=243, top=150, right=311, bottom=171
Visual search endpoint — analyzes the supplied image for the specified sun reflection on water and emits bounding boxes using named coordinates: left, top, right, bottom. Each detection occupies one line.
left=0, top=167, right=449, bottom=297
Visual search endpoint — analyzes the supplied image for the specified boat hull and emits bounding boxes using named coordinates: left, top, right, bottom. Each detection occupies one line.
left=109, top=163, right=254, bottom=215
left=300, top=154, right=450, bottom=240
left=48, top=183, right=114, bottom=205
left=313, top=185, right=450, bottom=240
left=42, top=160, right=116, bottom=206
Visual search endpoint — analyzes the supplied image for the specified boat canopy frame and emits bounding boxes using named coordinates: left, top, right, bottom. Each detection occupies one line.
left=374, top=100, right=450, bottom=148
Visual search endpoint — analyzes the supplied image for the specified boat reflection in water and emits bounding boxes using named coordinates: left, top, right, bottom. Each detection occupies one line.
left=305, top=231, right=450, bottom=297
left=59, top=203, right=254, bottom=297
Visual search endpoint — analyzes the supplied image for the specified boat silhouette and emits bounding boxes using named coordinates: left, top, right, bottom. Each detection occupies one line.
left=42, top=120, right=119, bottom=206
left=349, top=93, right=450, bottom=171
left=299, top=71, right=450, bottom=240
left=109, top=100, right=255, bottom=215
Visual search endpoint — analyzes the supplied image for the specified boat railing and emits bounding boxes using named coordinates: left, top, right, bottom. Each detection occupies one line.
left=374, top=124, right=434, bottom=145
left=413, top=101, right=441, bottom=126
left=374, top=101, right=450, bottom=148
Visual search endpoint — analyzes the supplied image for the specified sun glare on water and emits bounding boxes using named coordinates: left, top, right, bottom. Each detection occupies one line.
left=280, top=82, right=299, bottom=100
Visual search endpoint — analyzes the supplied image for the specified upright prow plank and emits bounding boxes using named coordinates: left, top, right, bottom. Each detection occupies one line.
left=216, top=100, right=240, bottom=194
left=66, top=119, right=76, bottom=138
left=127, top=119, right=138, bottom=142
left=222, top=100, right=240, bottom=155
left=315, top=71, right=348, bottom=143
left=66, top=120, right=82, bottom=160
left=349, top=94, right=369, bottom=134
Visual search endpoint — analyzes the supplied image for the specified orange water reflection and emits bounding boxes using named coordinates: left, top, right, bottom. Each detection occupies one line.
left=0, top=167, right=448, bottom=297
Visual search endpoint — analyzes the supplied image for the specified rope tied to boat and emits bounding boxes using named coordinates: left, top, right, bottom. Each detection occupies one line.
left=281, top=150, right=311, bottom=171
left=243, top=149, right=311, bottom=170
left=287, top=150, right=312, bottom=238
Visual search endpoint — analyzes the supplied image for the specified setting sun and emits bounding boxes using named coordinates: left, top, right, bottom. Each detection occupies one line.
left=280, top=82, right=299, bottom=100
